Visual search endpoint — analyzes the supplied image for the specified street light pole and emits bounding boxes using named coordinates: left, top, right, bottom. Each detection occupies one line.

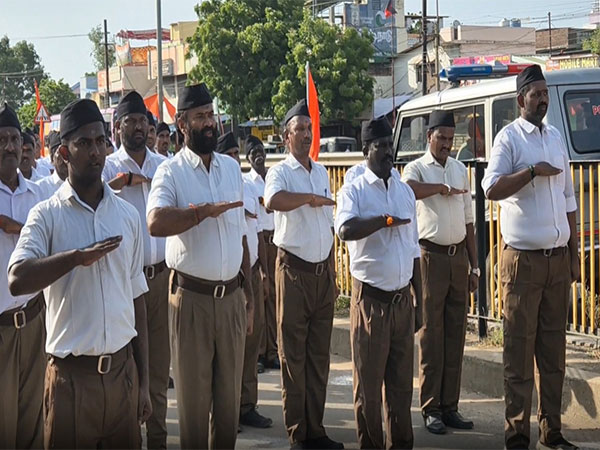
left=421, top=0, right=428, bottom=96
left=104, top=19, right=110, bottom=108
left=156, top=0, right=164, bottom=122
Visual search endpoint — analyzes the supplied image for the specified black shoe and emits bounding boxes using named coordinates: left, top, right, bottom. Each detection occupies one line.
left=240, top=408, right=273, bottom=428
left=442, top=411, right=474, bottom=430
left=536, top=437, right=579, bottom=450
left=257, top=361, right=265, bottom=374
left=304, top=436, right=344, bottom=449
left=290, top=442, right=305, bottom=450
left=264, top=357, right=281, bottom=370
left=168, top=376, right=174, bottom=389
left=424, top=413, right=447, bottom=434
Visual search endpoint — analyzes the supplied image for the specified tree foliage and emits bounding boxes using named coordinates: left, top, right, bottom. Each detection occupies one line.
left=188, top=0, right=304, bottom=120
left=583, top=28, right=600, bottom=55
left=0, top=36, right=46, bottom=109
left=17, top=78, right=77, bottom=130
left=88, top=25, right=115, bottom=72
left=272, top=11, right=374, bottom=124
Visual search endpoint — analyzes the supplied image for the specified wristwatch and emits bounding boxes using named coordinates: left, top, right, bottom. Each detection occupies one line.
left=471, top=267, right=481, bottom=277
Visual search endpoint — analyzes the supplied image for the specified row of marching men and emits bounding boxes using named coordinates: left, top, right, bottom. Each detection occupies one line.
left=0, top=64, right=578, bottom=450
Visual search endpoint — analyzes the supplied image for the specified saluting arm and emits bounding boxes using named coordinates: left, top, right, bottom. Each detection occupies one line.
left=338, top=215, right=411, bottom=241
left=405, top=180, right=467, bottom=200
left=266, top=191, right=334, bottom=212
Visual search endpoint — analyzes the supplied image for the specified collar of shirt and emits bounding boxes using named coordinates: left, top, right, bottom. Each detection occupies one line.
left=422, top=149, right=446, bottom=168
left=51, top=171, right=63, bottom=185
left=180, top=146, right=221, bottom=171
left=362, top=165, right=401, bottom=187
left=0, top=172, right=36, bottom=196
left=248, top=168, right=263, bottom=182
left=113, top=146, right=161, bottom=172
left=56, top=180, right=115, bottom=213
left=283, top=154, right=311, bottom=172
left=516, top=116, right=547, bottom=135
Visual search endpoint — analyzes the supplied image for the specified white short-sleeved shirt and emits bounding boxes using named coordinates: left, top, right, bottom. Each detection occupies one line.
left=0, top=174, right=42, bottom=314
left=402, top=151, right=474, bottom=245
left=335, top=168, right=420, bottom=291
left=9, top=182, right=148, bottom=358
left=36, top=171, right=64, bottom=200
left=146, top=147, right=246, bottom=281
left=481, top=117, right=577, bottom=250
left=244, top=168, right=275, bottom=232
left=19, top=167, right=45, bottom=182
left=264, top=155, right=334, bottom=263
left=243, top=179, right=261, bottom=267
left=103, top=147, right=167, bottom=266
left=36, top=158, right=53, bottom=176
left=344, top=161, right=367, bottom=185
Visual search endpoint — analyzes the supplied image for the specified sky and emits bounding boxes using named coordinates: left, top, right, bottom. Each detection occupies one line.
left=0, top=0, right=597, bottom=86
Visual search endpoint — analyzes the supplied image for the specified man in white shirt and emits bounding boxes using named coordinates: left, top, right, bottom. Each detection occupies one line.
left=264, top=99, right=342, bottom=450
left=336, top=116, right=421, bottom=449
left=403, top=110, right=478, bottom=435
left=146, top=83, right=253, bottom=449
left=244, top=135, right=279, bottom=371
left=155, top=122, right=171, bottom=157
left=0, top=103, right=45, bottom=449
left=20, top=132, right=46, bottom=181
left=344, top=160, right=366, bottom=185
left=103, top=90, right=170, bottom=449
left=481, top=65, right=579, bottom=450
left=36, top=131, right=67, bottom=200
left=8, top=98, right=151, bottom=449
left=146, top=110, right=157, bottom=152
left=216, top=131, right=273, bottom=430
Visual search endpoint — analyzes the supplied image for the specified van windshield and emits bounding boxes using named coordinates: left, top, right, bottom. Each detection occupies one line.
left=564, top=91, right=600, bottom=153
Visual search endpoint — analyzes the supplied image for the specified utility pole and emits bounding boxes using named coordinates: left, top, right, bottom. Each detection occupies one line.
left=435, top=0, right=440, bottom=91
left=156, top=0, right=164, bottom=122
left=548, top=12, right=553, bottom=56
left=421, top=0, right=428, bottom=96
left=391, top=4, right=396, bottom=123
left=103, top=19, right=110, bottom=109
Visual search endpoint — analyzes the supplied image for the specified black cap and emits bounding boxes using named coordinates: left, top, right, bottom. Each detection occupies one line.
left=156, top=122, right=170, bottom=135
left=60, top=99, right=105, bottom=139
left=361, top=116, right=392, bottom=143
left=215, top=131, right=238, bottom=154
left=283, top=99, right=310, bottom=125
left=0, top=103, right=21, bottom=131
left=47, top=131, right=61, bottom=152
left=116, top=91, right=147, bottom=121
left=21, top=132, right=35, bottom=147
left=516, top=65, right=545, bottom=93
left=146, top=110, right=156, bottom=127
left=245, top=135, right=263, bottom=152
left=427, top=110, right=455, bottom=130
left=178, top=83, right=213, bottom=111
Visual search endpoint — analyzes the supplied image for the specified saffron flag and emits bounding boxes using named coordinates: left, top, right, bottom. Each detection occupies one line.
left=306, top=62, right=320, bottom=162
left=385, top=0, right=396, bottom=18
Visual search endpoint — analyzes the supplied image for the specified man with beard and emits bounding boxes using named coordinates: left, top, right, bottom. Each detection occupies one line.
left=103, top=91, right=170, bottom=450
left=36, top=131, right=67, bottom=200
left=482, top=65, right=579, bottom=450
left=336, top=116, right=421, bottom=450
left=147, top=83, right=254, bottom=449
left=244, top=135, right=279, bottom=371
left=155, top=122, right=171, bottom=157
left=264, top=100, right=342, bottom=450
left=146, top=111, right=157, bottom=151
left=0, top=103, right=45, bottom=449
left=8, top=98, right=151, bottom=448
left=402, top=110, right=478, bottom=435
left=19, top=132, right=45, bottom=181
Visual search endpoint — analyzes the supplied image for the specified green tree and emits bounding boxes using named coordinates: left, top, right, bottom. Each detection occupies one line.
left=584, top=28, right=600, bottom=54
left=188, top=0, right=304, bottom=120
left=88, top=25, right=115, bottom=71
left=0, top=36, right=46, bottom=109
left=17, top=78, right=77, bottom=130
left=272, top=11, right=374, bottom=124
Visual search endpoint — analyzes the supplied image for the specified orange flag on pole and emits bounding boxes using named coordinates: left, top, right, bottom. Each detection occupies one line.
left=306, top=62, right=320, bottom=162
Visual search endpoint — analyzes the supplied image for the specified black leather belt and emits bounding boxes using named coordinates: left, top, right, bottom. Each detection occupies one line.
left=144, top=260, right=167, bottom=280
left=0, top=292, right=44, bottom=328
left=264, top=229, right=275, bottom=245
left=174, top=271, right=241, bottom=299
left=506, top=245, right=568, bottom=257
left=359, top=281, right=411, bottom=305
left=54, top=343, right=131, bottom=375
left=278, top=248, right=329, bottom=276
left=420, top=239, right=466, bottom=257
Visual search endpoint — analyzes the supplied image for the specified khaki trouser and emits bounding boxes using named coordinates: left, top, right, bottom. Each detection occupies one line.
left=260, top=230, right=278, bottom=362
left=43, top=344, right=140, bottom=449
left=276, top=250, right=335, bottom=445
left=351, top=278, right=415, bottom=450
left=145, top=267, right=171, bottom=449
left=0, top=308, right=45, bottom=449
left=501, top=246, right=570, bottom=449
left=169, top=272, right=246, bottom=449
left=240, top=262, right=265, bottom=415
left=418, top=246, right=469, bottom=415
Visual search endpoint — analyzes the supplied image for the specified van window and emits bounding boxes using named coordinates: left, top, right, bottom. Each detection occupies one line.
left=398, top=114, right=429, bottom=155
left=451, top=105, right=486, bottom=161
left=564, top=91, right=600, bottom=153
left=492, top=97, right=518, bottom=139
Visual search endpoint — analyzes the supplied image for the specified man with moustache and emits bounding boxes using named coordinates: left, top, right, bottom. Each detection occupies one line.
left=36, top=131, right=67, bottom=200
left=8, top=98, right=151, bottom=449
left=402, top=110, right=478, bottom=435
left=216, top=131, right=273, bottom=429
left=482, top=65, right=579, bottom=450
left=103, top=91, right=170, bottom=450
left=155, top=122, right=171, bottom=157
left=147, top=83, right=254, bottom=449
left=0, top=103, right=45, bottom=449
left=264, top=100, right=342, bottom=450
left=244, top=135, right=279, bottom=371
left=146, top=111, right=157, bottom=152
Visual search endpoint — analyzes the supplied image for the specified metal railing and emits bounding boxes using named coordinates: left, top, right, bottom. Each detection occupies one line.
left=326, top=160, right=600, bottom=340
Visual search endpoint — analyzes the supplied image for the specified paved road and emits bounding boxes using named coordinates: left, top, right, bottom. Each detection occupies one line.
left=155, top=356, right=600, bottom=449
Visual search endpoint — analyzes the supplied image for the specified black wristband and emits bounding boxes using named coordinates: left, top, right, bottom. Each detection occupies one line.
left=127, top=172, right=133, bottom=186
left=528, top=165, right=536, bottom=180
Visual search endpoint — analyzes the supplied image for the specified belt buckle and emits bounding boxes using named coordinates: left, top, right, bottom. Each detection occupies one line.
left=13, top=310, right=26, bottom=329
left=97, top=355, right=112, bottom=374
left=543, top=248, right=553, bottom=257
left=448, top=245, right=457, bottom=257
left=144, top=265, right=156, bottom=280
left=391, top=293, right=403, bottom=305
left=213, top=284, right=226, bottom=299
left=315, top=263, right=325, bottom=276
